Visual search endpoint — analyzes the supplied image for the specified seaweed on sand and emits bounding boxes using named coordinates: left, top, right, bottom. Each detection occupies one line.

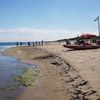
left=16, top=68, right=39, bottom=86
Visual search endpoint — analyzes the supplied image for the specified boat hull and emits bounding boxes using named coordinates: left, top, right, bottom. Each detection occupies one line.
left=63, top=44, right=100, bottom=50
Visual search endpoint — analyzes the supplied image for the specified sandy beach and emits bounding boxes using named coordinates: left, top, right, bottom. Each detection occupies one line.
left=3, top=42, right=100, bottom=100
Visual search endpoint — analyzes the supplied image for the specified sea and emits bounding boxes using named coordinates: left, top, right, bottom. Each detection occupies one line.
left=0, top=42, right=35, bottom=100
left=0, top=42, right=29, bottom=47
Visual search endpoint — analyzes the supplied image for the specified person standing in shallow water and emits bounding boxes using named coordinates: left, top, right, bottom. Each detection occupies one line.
left=16, top=42, right=18, bottom=46
left=20, top=42, right=22, bottom=46
left=28, top=42, right=31, bottom=46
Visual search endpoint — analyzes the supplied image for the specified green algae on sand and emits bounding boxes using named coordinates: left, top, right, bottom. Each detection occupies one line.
left=16, top=68, right=39, bottom=86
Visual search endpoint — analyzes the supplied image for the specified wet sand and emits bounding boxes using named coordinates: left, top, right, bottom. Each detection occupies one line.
left=3, top=42, right=100, bottom=100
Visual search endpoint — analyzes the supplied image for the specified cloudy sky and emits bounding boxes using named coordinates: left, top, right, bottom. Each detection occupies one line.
left=0, top=0, right=100, bottom=42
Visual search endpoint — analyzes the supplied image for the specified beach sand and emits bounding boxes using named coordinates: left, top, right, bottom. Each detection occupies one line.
left=3, top=42, right=100, bottom=100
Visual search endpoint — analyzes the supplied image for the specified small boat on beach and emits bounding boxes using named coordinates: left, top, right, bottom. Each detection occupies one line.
left=63, top=44, right=100, bottom=50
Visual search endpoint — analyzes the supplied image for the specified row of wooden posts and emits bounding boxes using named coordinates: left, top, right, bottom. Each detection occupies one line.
left=16, top=40, right=44, bottom=46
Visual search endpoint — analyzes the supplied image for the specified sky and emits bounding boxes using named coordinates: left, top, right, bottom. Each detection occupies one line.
left=0, top=0, right=100, bottom=42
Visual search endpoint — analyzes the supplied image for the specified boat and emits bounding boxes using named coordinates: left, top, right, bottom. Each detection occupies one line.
left=63, top=44, right=100, bottom=50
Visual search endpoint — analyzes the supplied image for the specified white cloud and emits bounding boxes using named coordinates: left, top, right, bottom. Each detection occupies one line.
left=0, top=28, right=98, bottom=42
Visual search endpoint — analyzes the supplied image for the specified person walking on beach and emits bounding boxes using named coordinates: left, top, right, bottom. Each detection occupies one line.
left=39, top=41, right=40, bottom=45
left=36, top=41, right=37, bottom=46
left=59, top=40, right=60, bottom=44
left=33, top=42, right=34, bottom=46
left=41, top=40, right=43, bottom=45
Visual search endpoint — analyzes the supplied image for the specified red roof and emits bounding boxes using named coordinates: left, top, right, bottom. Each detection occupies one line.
left=81, top=33, right=97, bottom=37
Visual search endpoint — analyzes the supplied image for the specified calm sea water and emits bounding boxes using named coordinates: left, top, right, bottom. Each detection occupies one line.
left=0, top=42, right=29, bottom=47
left=0, top=44, right=35, bottom=100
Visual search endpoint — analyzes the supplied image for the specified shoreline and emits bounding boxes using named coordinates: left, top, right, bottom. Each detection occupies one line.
left=3, top=45, right=100, bottom=100
left=3, top=46, right=69, bottom=100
